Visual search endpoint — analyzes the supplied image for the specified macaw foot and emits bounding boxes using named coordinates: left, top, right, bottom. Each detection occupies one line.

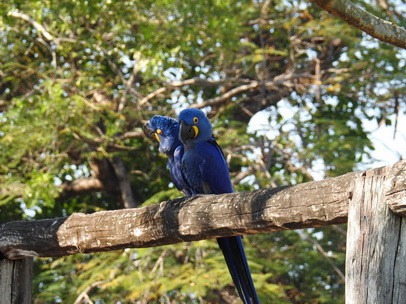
left=159, top=201, right=167, bottom=208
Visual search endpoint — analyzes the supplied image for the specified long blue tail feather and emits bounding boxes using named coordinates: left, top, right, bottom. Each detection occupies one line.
left=160, top=109, right=261, bottom=303
left=217, top=236, right=260, bottom=304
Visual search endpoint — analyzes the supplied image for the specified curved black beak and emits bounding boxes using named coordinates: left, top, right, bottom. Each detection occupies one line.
left=142, top=122, right=155, bottom=139
left=180, top=120, right=198, bottom=142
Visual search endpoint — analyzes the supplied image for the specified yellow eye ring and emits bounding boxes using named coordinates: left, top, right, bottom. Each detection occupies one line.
left=193, top=117, right=198, bottom=124
left=156, top=129, right=163, bottom=135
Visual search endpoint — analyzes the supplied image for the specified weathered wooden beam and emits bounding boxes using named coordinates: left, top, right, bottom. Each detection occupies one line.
left=0, top=161, right=404, bottom=259
left=346, top=161, right=406, bottom=303
left=0, top=258, right=33, bottom=303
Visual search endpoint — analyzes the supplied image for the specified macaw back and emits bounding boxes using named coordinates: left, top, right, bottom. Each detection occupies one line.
left=181, top=139, right=260, bottom=304
left=181, top=140, right=233, bottom=195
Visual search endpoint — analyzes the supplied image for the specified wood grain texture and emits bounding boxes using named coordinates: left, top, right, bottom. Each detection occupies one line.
left=385, top=161, right=406, bottom=215
left=346, top=161, right=406, bottom=303
left=0, top=161, right=404, bottom=260
left=0, top=258, right=32, bottom=304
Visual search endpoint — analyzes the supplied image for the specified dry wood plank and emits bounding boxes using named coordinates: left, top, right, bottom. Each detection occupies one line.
left=0, top=258, right=33, bottom=304
left=385, top=161, right=406, bottom=215
left=0, top=161, right=404, bottom=260
left=346, top=161, right=406, bottom=303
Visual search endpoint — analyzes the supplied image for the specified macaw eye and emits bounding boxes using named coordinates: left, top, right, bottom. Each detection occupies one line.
left=193, top=117, right=198, bottom=124
left=156, top=129, right=163, bottom=135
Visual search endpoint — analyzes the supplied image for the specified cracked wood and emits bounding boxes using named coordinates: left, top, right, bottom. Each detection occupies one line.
left=0, top=161, right=404, bottom=260
left=346, top=161, right=406, bottom=303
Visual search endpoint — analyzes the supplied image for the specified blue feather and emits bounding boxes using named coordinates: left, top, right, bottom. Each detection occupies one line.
left=144, top=116, right=191, bottom=195
left=146, top=112, right=260, bottom=303
left=178, top=108, right=260, bottom=304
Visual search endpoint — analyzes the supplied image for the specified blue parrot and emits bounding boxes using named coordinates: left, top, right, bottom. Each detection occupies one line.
left=178, top=108, right=260, bottom=304
left=144, top=113, right=260, bottom=303
left=143, top=115, right=191, bottom=195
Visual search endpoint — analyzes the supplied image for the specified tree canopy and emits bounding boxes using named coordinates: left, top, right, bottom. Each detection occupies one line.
left=0, top=0, right=404, bottom=303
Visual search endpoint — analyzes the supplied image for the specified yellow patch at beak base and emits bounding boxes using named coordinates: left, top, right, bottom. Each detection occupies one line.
left=192, top=125, right=199, bottom=138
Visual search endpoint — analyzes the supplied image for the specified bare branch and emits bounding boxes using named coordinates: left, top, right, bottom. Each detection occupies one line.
left=138, top=78, right=250, bottom=106
left=115, top=130, right=144, bottom=141
left=118, top=59, right=140, bottom=112
left=71, top=129, right=137, bottom=151
left=193, top=74, right=313, bottom=109
left=194, top=82, right=261, bottom=109
left=59, top=177, right=104, bottom=199
left=298, top=230, right=345, bottom=282
left=73, top=280, right=105, bottom=304
left=8, top=10, right=56, bottom=43
left=0, top=184, right=26, bottom=199
left=139, top=87, right=166, bottom=106
left=139, top=74, right=314, bottom=111
left=309, top=0, right=406, bottom=49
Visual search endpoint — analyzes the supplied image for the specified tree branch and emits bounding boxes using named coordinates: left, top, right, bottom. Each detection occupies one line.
left=1, top=161, right=404, bottom=260
left=297, top=230, right=345, bottom=282
left=59, top=177, right=104, bottom=200
left=138, top=78, right=251, bottom=106
left=70, top=129, right=138, bottom=151
left=8, top=10, right=56, bottom=43
left=193, top=74, right=314, bottom=109
left=73, top=280, right=105, bottom=304
left=309, top=0, right=406, bottom=49
left=139, top=74, right=314, bottom=112
left=115, top=130, right=144, bottom=141
left=194, top=82, right=261, bottom=109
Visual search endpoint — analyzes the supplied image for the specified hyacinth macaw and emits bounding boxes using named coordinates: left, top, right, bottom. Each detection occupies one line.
left=178, top=108, right=260, bottom=304
left=143, top=115, right=191, bottom=195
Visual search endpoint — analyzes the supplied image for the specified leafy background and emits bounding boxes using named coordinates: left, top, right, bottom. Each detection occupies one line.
left=0, top=0, right=404, bottom=303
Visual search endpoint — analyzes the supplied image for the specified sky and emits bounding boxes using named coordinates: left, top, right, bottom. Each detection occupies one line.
left=363, top=112, right=406, bottom=167
left=247, top=101, right=405, bottom=181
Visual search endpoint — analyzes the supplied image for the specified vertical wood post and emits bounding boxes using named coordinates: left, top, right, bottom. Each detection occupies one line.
left=346, top=166, right=406, bottom=303
left=0, top=258, right=33, bottom=304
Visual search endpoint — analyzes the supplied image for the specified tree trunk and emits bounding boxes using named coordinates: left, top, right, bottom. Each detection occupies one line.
left=111, top=156, right=137, bottom=208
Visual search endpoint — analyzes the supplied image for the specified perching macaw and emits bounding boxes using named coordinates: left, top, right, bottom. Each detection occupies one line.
left=144, top=113, right=260, bottom=303
left=143, top=115, right=191, bottom=195
left=178, top=108, right=260, bottom=304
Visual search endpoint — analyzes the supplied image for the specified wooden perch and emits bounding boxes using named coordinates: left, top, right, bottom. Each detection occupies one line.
left=0, top=161, right=405, bottom=260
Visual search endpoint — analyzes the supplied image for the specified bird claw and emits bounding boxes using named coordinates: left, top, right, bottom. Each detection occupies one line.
left=159, top=201, right=167, bottom=208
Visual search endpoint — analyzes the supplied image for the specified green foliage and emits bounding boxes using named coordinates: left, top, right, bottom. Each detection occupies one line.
left=0, top=0, right=404, bottom=303
left=142, top=188, right=183, bottom=206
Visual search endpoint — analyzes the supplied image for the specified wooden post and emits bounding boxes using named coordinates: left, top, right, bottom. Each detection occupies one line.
left=0, top=258, right=33, bottom=304
left=346, top=162, right=406, bottom=303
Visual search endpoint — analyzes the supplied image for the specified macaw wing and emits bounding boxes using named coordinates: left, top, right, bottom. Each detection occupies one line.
left=196, top=141, right=259, bottom=303
left=170, top=145, right=193, bottom=196
left=197, top=140, right=234, bottom=195
left=184, top=141, right=260, bottom=303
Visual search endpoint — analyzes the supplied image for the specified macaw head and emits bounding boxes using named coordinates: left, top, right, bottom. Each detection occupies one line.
left=178, top=108, right=212, bottom=144
left=143, top=115, right=182, bottom=156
